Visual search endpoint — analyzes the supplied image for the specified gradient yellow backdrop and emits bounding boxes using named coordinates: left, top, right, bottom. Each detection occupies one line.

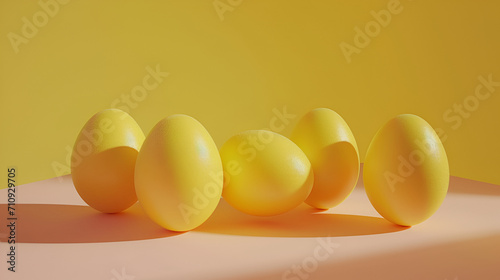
left=1, top=0, right=499, bottom=187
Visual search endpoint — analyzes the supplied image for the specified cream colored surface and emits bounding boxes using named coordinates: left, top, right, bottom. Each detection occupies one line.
left=1, top=168, right=499, bottom=280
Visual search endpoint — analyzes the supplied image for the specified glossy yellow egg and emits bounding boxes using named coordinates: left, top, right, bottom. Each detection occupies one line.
left=220, top=130, right=314, bottom=216
left=71, top=109, right=145, bottom=213
left=135, top=114, right=223, bottom=232
left=363, top=114, right=449, bottom=226
left=291, top=108, right=359, bottom=209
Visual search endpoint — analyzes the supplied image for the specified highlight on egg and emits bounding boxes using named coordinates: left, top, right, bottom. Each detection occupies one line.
left=71, top=109, right=145, bottom=213
left=363, top=114, right=449, bottom=226
left=291, top=108, right=360, bottom=209
left=134, top=114, right=223, bottom=232
left=220, top=130, right=314, bottom=216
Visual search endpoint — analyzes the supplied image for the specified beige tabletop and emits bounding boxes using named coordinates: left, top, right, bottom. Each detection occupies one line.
left=1, top=168, right=499, bottom=280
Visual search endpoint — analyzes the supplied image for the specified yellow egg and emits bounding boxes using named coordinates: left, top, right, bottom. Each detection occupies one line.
left=220, top=130, right=313, bottom=216
left=363, top=114, right=449, bottom=226
left=291, top=108, right=360, bottom=209
left=71, top=109, right=145, bottom=213
left=134, top=114, right=223, bottom=232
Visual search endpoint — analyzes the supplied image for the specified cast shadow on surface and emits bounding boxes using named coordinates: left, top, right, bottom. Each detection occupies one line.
left=0, top=203, right=181, bottom=243
left=196, top=199, right=408, bottom=237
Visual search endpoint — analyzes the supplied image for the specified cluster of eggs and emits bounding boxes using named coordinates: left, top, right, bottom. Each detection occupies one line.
left=71, top=108, right=449, bottom=232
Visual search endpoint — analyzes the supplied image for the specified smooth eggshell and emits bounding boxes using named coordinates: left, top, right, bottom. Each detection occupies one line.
left=135, top=114, right=223, bottom=232
left=71, top=109, right=145, bottom=213
left=363, top=114, right=449, bottom=226
left=291, top=108, right=359, bottom=209
left=220, top=130, right=314, bottom=216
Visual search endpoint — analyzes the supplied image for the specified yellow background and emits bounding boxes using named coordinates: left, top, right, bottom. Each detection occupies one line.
left=1, top=0, right=499, bottom=187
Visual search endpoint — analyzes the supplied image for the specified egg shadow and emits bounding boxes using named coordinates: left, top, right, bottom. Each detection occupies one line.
left=196, top=199, right=408, bottom=238
left=0, top=203, right=182, bottom=243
